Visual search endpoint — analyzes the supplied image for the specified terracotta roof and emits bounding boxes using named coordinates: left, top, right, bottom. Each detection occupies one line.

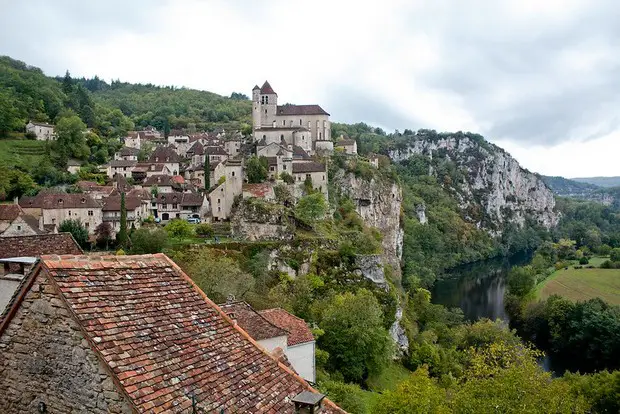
left=220, top=301, right=288, bottom=340
left=277, top=104, right=329, bottom=116
left=171, top=175, right=185, bottom=184
left=0, top=233, right=82, bottom=259
left=260, top=308, right=315, bottom=346
left=243, top=183, right=275, bottom=198
left=19, top=193, right=101, bottom=209
left=0, top=254, right=344, bottom=413
left=260, top=80, right=277, bottom=95
left=0, top=204, right=23, bottom=221
left=292, top=161, right=326, bottom=173
left=102, top=196, right=144, bottom=212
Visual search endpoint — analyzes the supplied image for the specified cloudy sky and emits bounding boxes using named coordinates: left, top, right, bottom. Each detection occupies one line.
left=1, top=0, right=619, bottom=178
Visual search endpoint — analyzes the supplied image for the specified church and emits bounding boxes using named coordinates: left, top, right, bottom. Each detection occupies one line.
left=252, top=81, right=332, bottom=154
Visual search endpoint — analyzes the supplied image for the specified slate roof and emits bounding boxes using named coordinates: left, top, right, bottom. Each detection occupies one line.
left=118, top=147, right=140, bottom=156
left=292, top=161, right=326, bottom=173
left=336, top=139, right=356, bottom=146
left=220, top=301, right=288, bottom=341
left=19, top=193, right=101, bottom=209
left=277, top=104, right=329, bottom=116
left=260, top=80, right=277, bottom=95
left=204, top=146, right=228, bottom=156
left=293, top=145, right=310, bottom=159
left=0, top=255, right=344, bottom=413
left=28, top=121, right=54, bottom=128
left=187, top=141, right=204, bottom=155
left=109, top=160, right=138, bottom=168
left=143, top=175, right=177, bottom=187
left=260, top=308, right=315, bottom=346
left=149, top=146, right=181, bottom=163
left=0, top=233, right=82, bottom=259
left=0, top=204, right=23, bottom=221
left=102, top=196, right=144, bottom=212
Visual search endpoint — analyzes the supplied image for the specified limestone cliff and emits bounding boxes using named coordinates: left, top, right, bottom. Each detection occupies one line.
left=331, top=169, right=404, bottom=275
left=388, top=132, right=559, bottom=233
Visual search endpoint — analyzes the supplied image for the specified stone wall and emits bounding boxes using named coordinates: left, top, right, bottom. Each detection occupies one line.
left=0, top=272, right=133, bottom=413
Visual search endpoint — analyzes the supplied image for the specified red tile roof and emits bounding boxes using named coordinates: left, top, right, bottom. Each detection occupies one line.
left=260, top=80, right=277, bottom=95
left=0, top=204, right=23, bottom=221
left=0, top=254, right=344, bottom=413
left=220, top=301, right=288, bottom=340
left=260, top=308, right=315, bottom=346
left=0, top=233, right=82, bottom=259
left=277, top=104, right=329, bottom=116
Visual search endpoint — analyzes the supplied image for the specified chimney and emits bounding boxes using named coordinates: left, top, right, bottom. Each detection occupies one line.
left=13, top=196, right=18, bottom=205
left=38, top=216, right=44, bottom=232
left=292, top=391, right=325, bottom=414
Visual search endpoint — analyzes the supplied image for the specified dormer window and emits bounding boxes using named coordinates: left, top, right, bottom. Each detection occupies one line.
left=81, top=198, right=86, bottom=204
left=58, top=199, right=63, bottom=205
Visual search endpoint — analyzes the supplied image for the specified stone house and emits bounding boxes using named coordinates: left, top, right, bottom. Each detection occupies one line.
left=106, top=160, right=137, bottom=179
left=123, top=131, right=140, bottom=149
left=66, top=159, right=82, bottom=174
left=205, top=145, right=229, bottom=164
left=26, top=121, right=55, bottom=140
left=0, top=204, right=23, bottom=234
left=209, top=159, right=243, bottom=221
left=149, top=146, right=180, bottom=176
left=101, top=195, right=149, bottom=236
left=336, top=138, right=358, bottom=155
left=292, top=161, right=328, bottom=197
left=75, top=181, right=115, bottom=200
left=114, top=147, right=140, bottom=161
left=18, top=193, right=103, bottom=235
left=0, top=214, right=49, bottom=238
left=224, top=139, right=242, bottom=157
left=221, top=302, right=317, bottom=383
left=252, top=81, right=331, bottom=154
left=153, top=192, right=208, bottom=222
left=0, top=233, right=82, bottom=315
left=143, top=174, right=180, bottom=194
left=0, top=254, right=343, bottom=413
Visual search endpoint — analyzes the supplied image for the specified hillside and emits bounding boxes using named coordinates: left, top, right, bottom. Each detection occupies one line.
left=573, top=176, right=620, bottom=187
left=542, top=175, right=600, bottom=197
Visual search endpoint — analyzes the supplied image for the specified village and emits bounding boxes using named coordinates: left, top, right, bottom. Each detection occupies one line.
left=8, top=82, right=360, bottom=239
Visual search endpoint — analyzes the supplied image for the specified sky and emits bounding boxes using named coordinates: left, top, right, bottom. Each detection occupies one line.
left=1, top=0, right=620, bottom=178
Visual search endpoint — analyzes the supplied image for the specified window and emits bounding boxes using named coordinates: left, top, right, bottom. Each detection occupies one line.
left=270, top=166, right=275, bottom=171
left=217, top=199, right=221, bottom=204
left=263, top=135, right=266, bottom=139
left=306, top=174, right=311, bottom=180
left=280, top=134, right=284, bottom=140
left=283, top=120, right=285, bottom=126
left=163, top=204, right=168, bottom=209
left=299, top=119, right=302, bottom=125
left=172, top=203, right=178, bottom=209
left=88, top=210, right=93, bottom=216
left=232, top=171, right=235, bottom=177
left=266, top=96, right=269, bottom=104
left=289, top=120, right=293, bottom=127
left=68, top=210, right=71, bottom=216
left=218, top=207, right=221, bottom=212
left=283, top=165, right=286, bottom=170
left=85, top=222, right=89, bottom=229
left=52, top=218, right=56, bottom=224
left=323, top=120, right=326, bottom=128
left=323, top=175, right=326, bottom=181
left=319, top=132, right=322, bottom=139
left=265, top=109, right=267, bottom=114
left=17, top=225, right=21, bottom=231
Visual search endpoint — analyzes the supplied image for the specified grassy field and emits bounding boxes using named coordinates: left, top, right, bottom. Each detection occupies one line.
left=536, top=260, right=620, bottom=305
left=0, top=139, right=49, bottom=168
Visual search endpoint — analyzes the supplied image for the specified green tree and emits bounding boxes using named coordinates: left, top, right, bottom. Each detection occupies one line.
left=318, top=289, right=392, bottom=383
left=130, top=227, right=168, bottom=253
left=374, top=367, right=448, bottom=414
left=53, top=114, right=89, bottom=166
left=165, top=219, right=194, bottom=239
left=94, top=221, right=113, bottom=250
left=117, top=192, right=128, bottom=248
left=610, top=248, right=620, bottom=262
left=506, top=265, right=536, bottom=298
left=59, top=219, right=89, bottom=248
left=176, top=250, right=255, bottom=303
left=195, top=223, right=214, bottom=238
left=295, top=193, right=327, bottom=224
left=204, top=162, right=210, bottom=190
left=246, top=156, right=268, bottom=183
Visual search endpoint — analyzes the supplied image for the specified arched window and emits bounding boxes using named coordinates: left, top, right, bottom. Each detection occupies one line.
left=299, top=119, right=302, bottom=125
left=232, top=171, right=235, bottom=177
left=281, top=134, right=284, bottom=140
left=319, top=132, right=322, bottom=139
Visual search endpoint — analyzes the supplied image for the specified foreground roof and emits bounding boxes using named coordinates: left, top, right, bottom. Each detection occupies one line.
left=0, top=233, right=82, bottom=259
left=0, top=204, right=23, bottom=221
left=0, top=254, right=344, bottom=413
left=220, top=301, right=288, bottom=341
left=260, top=308, right=315, bottom=346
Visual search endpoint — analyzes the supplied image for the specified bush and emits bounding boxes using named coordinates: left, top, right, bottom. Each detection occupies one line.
left=579, top=257, right=589, bottom=265
left=195, top=223, right=214, bottom=238
left=131, top=227, right=168, bottom=254
left=279, top=171, right=295, bottom=185
left=573, top=265, right=582, bottom=269
left=116, top=249, right=126, bottom=255
left=59, top=219, right=89, bottom=248
left=165, top=219, right=194, bottom=239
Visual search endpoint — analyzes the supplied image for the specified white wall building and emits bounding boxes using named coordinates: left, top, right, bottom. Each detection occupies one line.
left=26, top=121, right=55, bottom=141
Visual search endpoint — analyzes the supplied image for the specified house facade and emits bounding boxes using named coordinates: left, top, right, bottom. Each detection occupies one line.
left=26, top=121, right=55, bottom=140
left=19, top=193, right=103, bottom=235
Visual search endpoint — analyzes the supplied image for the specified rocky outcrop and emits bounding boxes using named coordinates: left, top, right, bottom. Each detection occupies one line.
left=390, top=306, right=409, bottom=356
left=332, top=170, right=404, bottom=275
left=231, top=198, right=294, bottom=241
left=389, top=134, right=559, bottom=233
left=354, top=255, right=386, bottom=288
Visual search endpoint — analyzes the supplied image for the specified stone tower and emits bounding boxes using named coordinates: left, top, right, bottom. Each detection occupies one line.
left=252, top=81, right=278, bottom=128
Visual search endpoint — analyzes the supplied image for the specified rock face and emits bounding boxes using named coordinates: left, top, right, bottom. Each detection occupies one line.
left=389, top=134, right=560, bottom=233
left=390, top=306, right=409, bottom=356
left=332, top=170, right=404, bottom=275
left=354, top=255, right=386, bottom=288
left=231, top=198, right=294, bottom=241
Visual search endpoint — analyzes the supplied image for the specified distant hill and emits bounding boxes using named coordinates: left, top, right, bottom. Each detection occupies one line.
left=541, top=175, right=600, bottom=197
left=572, top=176, right=620, bottom=188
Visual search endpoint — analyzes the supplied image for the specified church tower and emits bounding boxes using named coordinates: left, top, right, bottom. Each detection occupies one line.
left=252, top=85, right=261, bottom=129
left=257, top=81, right=277, bottom=127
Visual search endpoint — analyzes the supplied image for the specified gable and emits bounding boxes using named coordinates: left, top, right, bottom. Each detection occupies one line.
left=0, top=269, right=133, bottom=413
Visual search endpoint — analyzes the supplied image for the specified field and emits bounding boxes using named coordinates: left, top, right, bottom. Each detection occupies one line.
left=0, top=139, right=49, bottom=168
left=537, top=262, right=620, bottom=305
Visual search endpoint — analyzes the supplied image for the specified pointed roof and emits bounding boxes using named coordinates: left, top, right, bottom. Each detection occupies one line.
left=252, top=84, right=260, bottom=91
left=0, top=254, right=345, bottom=413
left=260, top=81, right=277, bottom=95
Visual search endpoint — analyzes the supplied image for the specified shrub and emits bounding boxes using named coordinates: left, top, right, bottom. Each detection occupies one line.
left=131, top=227, right=168, bottom=254
left=279, top=171, right=295, bottom=184
left=601, top=260, right=613, bottom=269
left=165, top=219, right=194, bottom=239
left=573, top=265, right=582, bottom=270
left=59, top=219, right=89, bottom=248
left=116, top=249, right=126, bottom=255
left=195, top=223, right=214, bottom=238
left=579, top=257, right=589, bottom=265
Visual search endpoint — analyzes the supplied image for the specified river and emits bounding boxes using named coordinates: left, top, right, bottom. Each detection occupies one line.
left=430, top=252, right=533, bottom=323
